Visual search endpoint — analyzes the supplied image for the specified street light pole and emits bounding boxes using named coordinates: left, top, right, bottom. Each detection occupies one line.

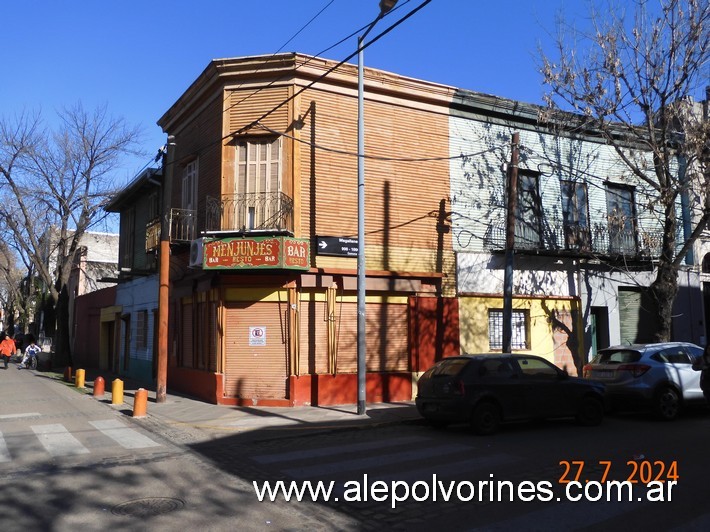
left=357, top=0, right=397, bottom=416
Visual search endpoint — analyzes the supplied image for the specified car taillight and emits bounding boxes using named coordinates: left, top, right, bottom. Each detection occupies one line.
left=617, top=363, right=651, bottom=378
left=582, top=364, right=592, bottom=377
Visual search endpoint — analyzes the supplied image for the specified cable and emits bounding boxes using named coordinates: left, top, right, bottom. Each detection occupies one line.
left=252, top=122, right=502, bottom=163
left=124, top=0, right=343, bottom=179
left=274, top=0, right=336, bottom=54
left=231, top=0, right=432, bottom=137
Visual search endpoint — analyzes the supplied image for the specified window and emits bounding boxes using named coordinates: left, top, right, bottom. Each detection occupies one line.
left=136, top=310, right=148, bottom=350
left=488, top=309, right=529, bottom=350
left=182, top=159, right=199, bottom=211
left=479, top=359, right=516, bottom=380
left=517, top=357, right=560, bottom=380
left=605, top=183, right=636, bottom=254
left=235, top=138, right=282, bottom=230
left=148, top=191, right=160, bottom=221
left=560, top=180, right=590, bottom=250
left=121, top=206, right=135, bottom=270
left=515, top=171, right=542, bottom=248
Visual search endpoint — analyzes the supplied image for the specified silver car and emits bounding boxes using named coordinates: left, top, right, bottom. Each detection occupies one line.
left=583, top=342, right=706, bottom=420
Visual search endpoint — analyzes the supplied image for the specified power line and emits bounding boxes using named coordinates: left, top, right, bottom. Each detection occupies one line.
left=252, top=122, right=501, bottom=162
left=231, top=0, right=432, bottom=137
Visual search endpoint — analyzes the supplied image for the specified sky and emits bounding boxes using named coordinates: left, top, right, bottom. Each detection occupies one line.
left=1, top=0, right=597, bottom=184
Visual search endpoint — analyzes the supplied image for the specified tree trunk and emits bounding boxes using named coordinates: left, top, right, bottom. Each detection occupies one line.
left=52, top=286, right=73, bottom=368
left=649, top=260, right=679, bottom=343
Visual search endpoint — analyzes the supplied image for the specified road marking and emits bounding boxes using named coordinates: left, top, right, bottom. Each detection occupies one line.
left=0, top=413, right=41, bottom=419
left=32, top=424, right=90, bottom=456
left=252, top=435, right=431, bottom=464
left=283, top=443, right=473, bottom=479
left=89, top=419, right=161, bottom=449
left=0, top=432, right=10, bottom=462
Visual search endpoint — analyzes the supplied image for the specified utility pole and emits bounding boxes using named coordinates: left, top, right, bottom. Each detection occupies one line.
left=502, top=132, right=519, bottom=354
left=156, top=136, right=175, bottom=404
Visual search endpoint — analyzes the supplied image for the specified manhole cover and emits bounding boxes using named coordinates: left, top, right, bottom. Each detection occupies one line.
left=112, top=497, right=185, bottom=517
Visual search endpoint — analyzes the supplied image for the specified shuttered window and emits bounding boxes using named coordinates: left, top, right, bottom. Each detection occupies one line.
left=235, top=138, right=282, bottom=230
left=182, top=159, right=198, bottom=211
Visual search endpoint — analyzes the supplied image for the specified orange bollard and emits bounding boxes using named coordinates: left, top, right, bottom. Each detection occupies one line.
left=64, top=366, right=72, bottom=383
left=132, top=388, right=148, bottom=418
left=93, top=376, right=105, bottom=397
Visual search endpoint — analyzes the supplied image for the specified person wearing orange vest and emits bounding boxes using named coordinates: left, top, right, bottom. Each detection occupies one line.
left=0, top=332, right=15, bottom=369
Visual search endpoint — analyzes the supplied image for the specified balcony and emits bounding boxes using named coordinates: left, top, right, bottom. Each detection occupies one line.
left=205, top=192, right=294, bottom=234
left=483, top=220, right=662, bottom=259
left=145, top=208, right=197, bottom=251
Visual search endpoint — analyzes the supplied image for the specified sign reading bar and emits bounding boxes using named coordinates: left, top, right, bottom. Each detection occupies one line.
left=203, top=236, right=309, bottom=270
left=316, top=235, right=358, bottom=257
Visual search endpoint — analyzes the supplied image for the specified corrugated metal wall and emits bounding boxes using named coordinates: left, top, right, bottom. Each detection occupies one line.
left=223, top=301, right=288, bottom=400
left=333, top=301, right=409, bottom=373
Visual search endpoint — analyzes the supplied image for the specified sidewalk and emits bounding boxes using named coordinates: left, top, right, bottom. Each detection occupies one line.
left=61, top=368, right=422, bottom=438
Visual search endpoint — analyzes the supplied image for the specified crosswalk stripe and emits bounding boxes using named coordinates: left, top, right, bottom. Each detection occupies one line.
left=283, top=443, right=473, bottom=479
left=471, top=495, right=650, bottom=531
left=0, top=413, right=41, bottom=420
left=370, top=452, right=519, bottom=484
left=0, top=432, right=10, bottom=462
left=252, top=435, right=431, bottom=464
left=31, top=424, right=90, bottom=456
left=88, top=419, right=161, bottom=449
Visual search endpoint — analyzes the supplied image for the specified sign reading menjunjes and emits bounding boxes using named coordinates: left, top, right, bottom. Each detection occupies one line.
left=316, top=235, right=358, bottom=257
left=203, top=236, right=310, bottom=270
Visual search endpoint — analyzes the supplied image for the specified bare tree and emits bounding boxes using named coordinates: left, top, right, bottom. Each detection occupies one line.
left=0, top=104, right=142, bottom=365
left=540, top=0, right=710, bottom=341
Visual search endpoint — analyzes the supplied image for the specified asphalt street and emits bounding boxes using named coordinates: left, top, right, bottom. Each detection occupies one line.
left=3, top=363, right=710, bottom=531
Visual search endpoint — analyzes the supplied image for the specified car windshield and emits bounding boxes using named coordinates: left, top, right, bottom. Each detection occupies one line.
left=428, top=358, right=470, bottom=377
left=592, top=350, right=641, bottom=364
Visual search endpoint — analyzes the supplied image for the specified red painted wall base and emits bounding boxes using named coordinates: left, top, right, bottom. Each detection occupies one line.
left=168, top=367, right=413, bottom=407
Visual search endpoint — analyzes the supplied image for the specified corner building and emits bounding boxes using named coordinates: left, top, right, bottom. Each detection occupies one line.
left=157, top=53, right=460, bottom=406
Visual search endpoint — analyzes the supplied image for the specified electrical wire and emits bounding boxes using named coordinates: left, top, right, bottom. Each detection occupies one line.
left=251, top=122, right=502, bottom=162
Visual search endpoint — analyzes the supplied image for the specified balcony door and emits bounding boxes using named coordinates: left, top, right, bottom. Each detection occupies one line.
left=605, top=183, right=637, bottom=254
left=515, top=171, right=542, bottom=249
left=235, top=138, right=282, bottom=230
left=561, top=180, right=591, bottom=251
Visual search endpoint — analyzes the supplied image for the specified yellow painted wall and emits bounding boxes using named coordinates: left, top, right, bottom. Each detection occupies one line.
left=458, top=296, right=580, bottom=366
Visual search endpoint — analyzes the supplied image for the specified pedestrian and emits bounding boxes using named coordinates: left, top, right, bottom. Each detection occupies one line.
left=0, top=332, right=15, bottom=369
left=18, top=334, right=40, bottom=370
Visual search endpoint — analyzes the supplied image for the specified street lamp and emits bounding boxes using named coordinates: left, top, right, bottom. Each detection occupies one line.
left=357, top=0, right=398, bottom=415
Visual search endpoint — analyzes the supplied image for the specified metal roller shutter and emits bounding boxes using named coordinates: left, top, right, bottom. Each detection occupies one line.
left=336, top=302, right=409, bottom=373
left=224, top=301, right=289, bottom=400
left=618, top=288, right=658, bottom=345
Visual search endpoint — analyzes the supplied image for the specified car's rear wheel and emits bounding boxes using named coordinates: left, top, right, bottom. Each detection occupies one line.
left=655, top=386, right=681, bottom=421
left=576, top=396, right=604, bottom=426
left=471, top=402, right=501, bottom=435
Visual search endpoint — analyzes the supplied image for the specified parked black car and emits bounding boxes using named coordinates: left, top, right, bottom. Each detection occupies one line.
left=416, top=354, right=606, bottom=434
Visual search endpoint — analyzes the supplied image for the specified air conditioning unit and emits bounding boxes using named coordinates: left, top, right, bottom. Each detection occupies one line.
left=189, top=238, right=205, bottom=268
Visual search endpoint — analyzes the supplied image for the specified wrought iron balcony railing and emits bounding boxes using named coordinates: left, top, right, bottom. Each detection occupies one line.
left=205, top=192, right=294, bottom=233
left=483, top=220, right=663, bottom=259
left=145, top=208, right=197, bottom=251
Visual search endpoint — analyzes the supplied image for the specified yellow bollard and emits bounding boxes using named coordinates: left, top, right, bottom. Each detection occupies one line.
left=75, top=368, right=85, bottom=389
left=111, top=379, right=124, bottom=405
left=132, top=388, right=148, bottom=418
